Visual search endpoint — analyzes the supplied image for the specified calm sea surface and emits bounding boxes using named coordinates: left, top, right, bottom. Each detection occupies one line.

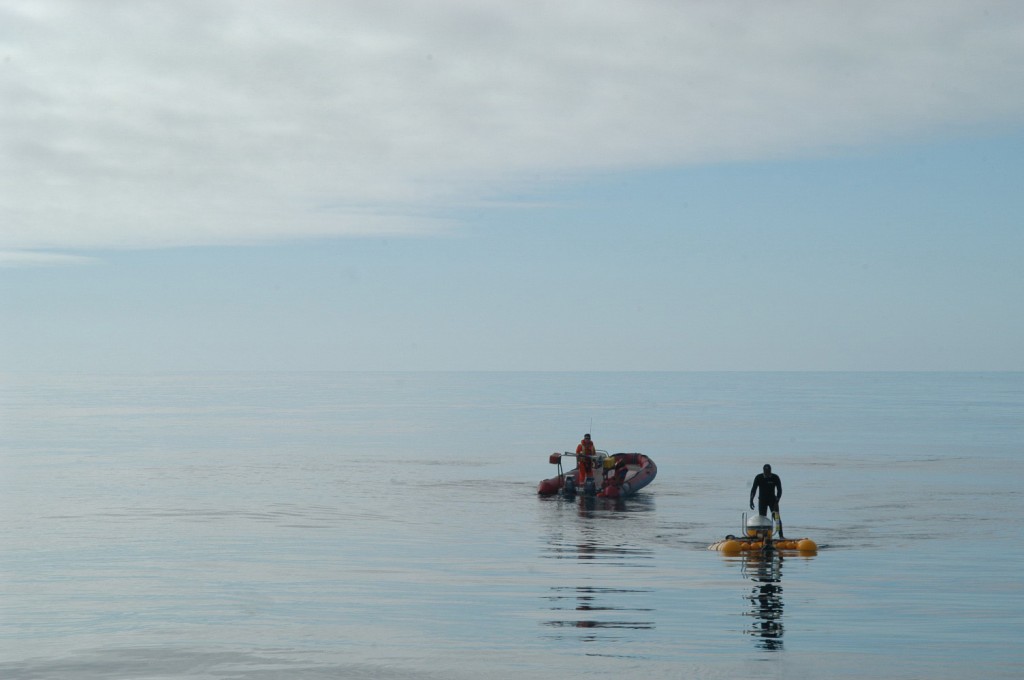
left=2, top=372, right=1021, bottom=679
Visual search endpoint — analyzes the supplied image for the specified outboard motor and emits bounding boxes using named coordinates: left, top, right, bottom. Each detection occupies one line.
left=562, top=476, right=576, bottom=496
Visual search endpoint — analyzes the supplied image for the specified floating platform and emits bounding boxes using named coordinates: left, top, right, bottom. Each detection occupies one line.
left=708, top=536, right=818, bottom=554
left=708, top=513, right=818, bottom=554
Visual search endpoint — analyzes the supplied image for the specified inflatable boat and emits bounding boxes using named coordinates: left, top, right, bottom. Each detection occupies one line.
left=708, top=513, right=817, bottom=554
left=537, top=451, right=657, bottom=499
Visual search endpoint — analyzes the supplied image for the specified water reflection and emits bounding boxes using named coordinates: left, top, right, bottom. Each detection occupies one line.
left=538, top=497, right=656, bottom=646
left=543, top=586, right=655, bottom=643
left=740, top=551, right=785, bottom=650
left=577, top=493, right=656, bottom=516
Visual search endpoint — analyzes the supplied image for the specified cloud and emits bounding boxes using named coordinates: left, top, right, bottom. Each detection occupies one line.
left=3, top=0, right=1023, bottom=252
left=0, top=249, right=97, bottom=267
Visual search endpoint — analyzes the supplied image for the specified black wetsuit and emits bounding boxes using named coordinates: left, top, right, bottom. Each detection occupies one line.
left=750, top=472, right=782, bottom=516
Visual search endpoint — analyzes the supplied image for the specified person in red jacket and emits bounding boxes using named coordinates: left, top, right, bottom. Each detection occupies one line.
left=575, top=433, right=596, bottom=485
left=599, top=456, right=629, bottom=497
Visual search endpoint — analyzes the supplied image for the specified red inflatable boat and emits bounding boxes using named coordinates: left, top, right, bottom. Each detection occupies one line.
left=537, top=451, right=657, bottom=499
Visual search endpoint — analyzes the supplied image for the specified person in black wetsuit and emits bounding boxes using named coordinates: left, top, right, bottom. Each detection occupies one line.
left=750, top=464, right=784, bottom=539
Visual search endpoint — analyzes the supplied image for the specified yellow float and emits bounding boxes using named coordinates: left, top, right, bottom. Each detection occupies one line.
left=708, top=536, right=817, bottom=554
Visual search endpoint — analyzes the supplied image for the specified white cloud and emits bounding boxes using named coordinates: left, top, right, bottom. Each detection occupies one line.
left=2, top=0, right=1023, bottom=252
left=0, top=249, right=96, bottom=267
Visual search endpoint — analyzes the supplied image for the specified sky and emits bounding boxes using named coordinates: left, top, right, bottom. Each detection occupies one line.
left=2, top=0, right=1022, bottom=371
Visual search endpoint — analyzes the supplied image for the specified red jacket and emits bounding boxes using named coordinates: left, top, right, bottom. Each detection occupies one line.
left=576, top=440, right=596, bottom=455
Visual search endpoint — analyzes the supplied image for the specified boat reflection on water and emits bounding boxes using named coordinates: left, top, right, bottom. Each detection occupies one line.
left=740, top=551, right=785, bottom=650
left=543, top=585, right=655, bottom=644
left=538, top=495, right=656, bottom=646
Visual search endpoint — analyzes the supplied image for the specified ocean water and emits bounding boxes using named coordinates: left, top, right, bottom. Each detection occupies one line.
left=1, top=372, right=1021, bottom=679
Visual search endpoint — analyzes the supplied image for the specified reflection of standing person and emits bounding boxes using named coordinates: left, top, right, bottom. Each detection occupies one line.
left=575, top=433, right=596, bottom=484
left=749, top=464, right=784, bottom=538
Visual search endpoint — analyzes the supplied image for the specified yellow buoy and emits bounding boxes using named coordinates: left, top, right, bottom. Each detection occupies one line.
left=797, top=538, right=818, bottom=553
left=719, top=539, right=742, bottom=555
